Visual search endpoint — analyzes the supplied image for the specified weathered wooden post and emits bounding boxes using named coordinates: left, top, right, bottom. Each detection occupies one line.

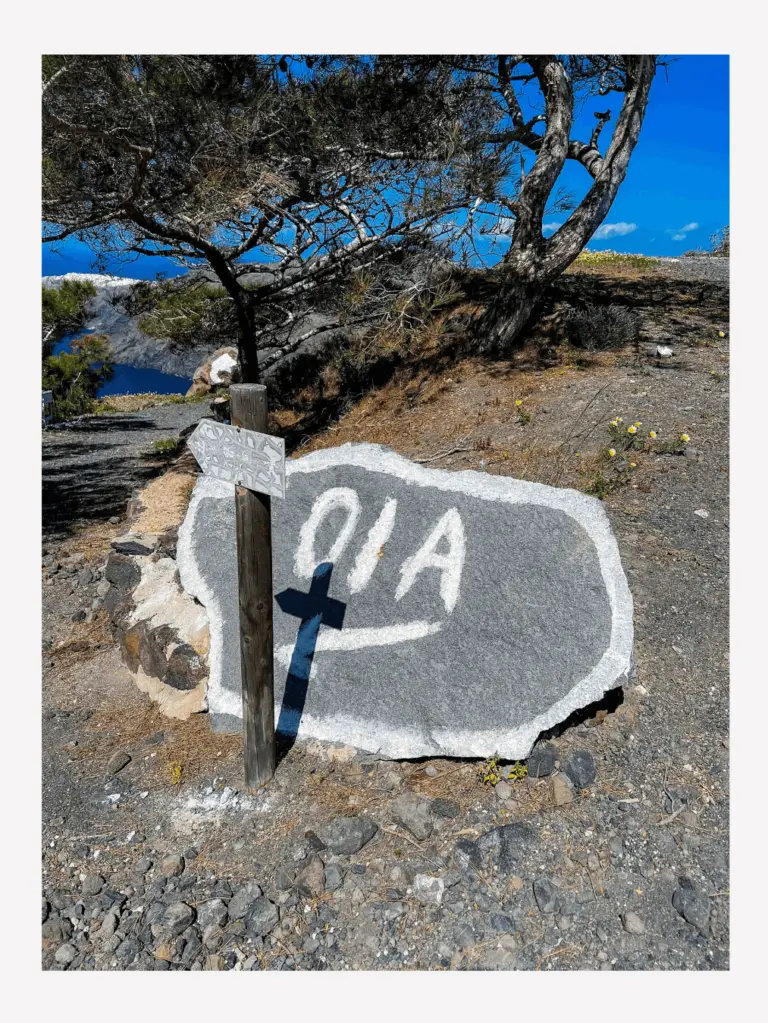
left=187, top=388, right=286, bottom=789
left=229, top=384, right=276, bottom=788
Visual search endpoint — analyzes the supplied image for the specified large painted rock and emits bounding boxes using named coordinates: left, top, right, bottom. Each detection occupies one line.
left=177, top=443, right=633, bottom=758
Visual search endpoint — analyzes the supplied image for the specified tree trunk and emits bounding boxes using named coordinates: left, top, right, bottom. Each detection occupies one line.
left=481, top=276, right=544, bottom=353
left=233, top=298, right=261, bottom=384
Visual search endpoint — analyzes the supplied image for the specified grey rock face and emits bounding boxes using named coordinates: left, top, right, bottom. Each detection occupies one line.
left=54, top=943, right=77, bottom=965
left=389, top=793, right=433, bottom=841
left=111, top=534, right=160, bottom=556
left=296, top=855, right=325, bottom=896
left=323, top=863, right=345, bottom=891
left=177, top=444, right=634, bottom=758
left=562, top=750, right=597, bottom=789
left=672, top=879, right=710, bottom=934
left=453, top=838, right=483, bottom=874
left=317, top=816, right=378, bottom=856
left=104, top=553, right=140, bottom=592
left=80, top=874, right=104, bottom=896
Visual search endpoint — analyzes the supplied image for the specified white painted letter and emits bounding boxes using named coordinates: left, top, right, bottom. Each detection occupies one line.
left=294, top=487, right=361, bottom=578
left=347, top=497, right=398, bottom=594
left=394, top=508, right=465, bottom=614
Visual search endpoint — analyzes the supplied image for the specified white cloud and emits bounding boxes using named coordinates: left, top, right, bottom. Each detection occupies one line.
left=667, top=221, right=699, bottom=242
left=593, top=222, right=637, bottom=240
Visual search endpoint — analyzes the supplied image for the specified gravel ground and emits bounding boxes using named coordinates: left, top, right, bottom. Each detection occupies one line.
left=653, top=257, right=729, bottom=285
left=41, top=263, right=729, bottom=972
left=42, top=404, right=208, bottom=542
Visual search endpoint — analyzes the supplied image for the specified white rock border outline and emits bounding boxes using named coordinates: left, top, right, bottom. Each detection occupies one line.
left=177, top=442, right=634, bottom=759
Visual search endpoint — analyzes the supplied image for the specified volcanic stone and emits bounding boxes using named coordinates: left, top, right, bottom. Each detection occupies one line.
left=177, top=444, right=634, bottom=757
left=245, top=898, right=279, bottom=938
left=672, top=878, right=710, bottom=934
left=390, top=793, right=433, bottom=840
left=533, top=877, right=561, bottom=915
left=562, top=750, right=597, bottom=789
left=163, top=902, right=195, bottom=936
left=196, top=899, right=228, bottom=931
left=316, top=816, right=378, bottom=856
left=527, top=743, right=557, bottom=778
left=228, top=881, right=263, bottom=920
left=476, top=823, right=535, bottom=873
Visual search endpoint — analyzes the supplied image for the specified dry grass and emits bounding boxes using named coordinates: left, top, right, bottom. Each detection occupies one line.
left=93, top=393, right=205, bottom=414
left=72, top=698, right=244, bottom=785
left=131, top=470, right=196, bottom=534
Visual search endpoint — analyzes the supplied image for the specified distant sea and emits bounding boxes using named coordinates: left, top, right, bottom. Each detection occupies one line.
left=45, top=241, right=194, bottom=395
left=53, top=331, right=191, bottom=397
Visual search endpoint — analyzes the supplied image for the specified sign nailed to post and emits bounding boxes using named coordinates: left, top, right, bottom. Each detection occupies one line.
left=187, top=418, right=286, bottom=499
left=187, top=385, right=284, bottom=791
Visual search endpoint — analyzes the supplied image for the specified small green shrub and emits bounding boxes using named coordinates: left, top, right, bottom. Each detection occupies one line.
left=152, top=437, right=183, bottom=457
left=566, top=304, right=640, bottom=351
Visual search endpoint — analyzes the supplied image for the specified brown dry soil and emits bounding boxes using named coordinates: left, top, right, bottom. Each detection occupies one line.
left=42, top=263, right=729, bottom=972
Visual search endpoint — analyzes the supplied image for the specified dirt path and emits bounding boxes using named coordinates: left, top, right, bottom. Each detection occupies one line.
left=42, top=404, right=207, bottom=541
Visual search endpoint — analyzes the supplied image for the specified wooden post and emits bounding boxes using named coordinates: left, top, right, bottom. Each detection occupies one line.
left=229, top=384, right=276, bottom=789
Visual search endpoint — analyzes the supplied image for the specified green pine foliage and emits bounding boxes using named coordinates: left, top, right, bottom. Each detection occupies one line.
left=42, top=334, right=114, bottom=422
left=42, top=279, right=97, bottom=336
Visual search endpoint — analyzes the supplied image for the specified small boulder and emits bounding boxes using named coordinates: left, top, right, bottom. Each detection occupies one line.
left=317, top=816, right=378, bottom=856
left=413, top=874, right=445, bottom=906
left=228, top=880, right=263, bottom=920
left=296, top=854, right=325, bottom=897
left=621, top=911, right=646, bottom=935
left=161, top=854, right=185, bottom=878
left=389, top=793, right=433, bottom=841
left=244, top=897, right=279, bottom=938
left=107, top=751, right=131, bottom=776
left=533, top=877, right=561, bottom=915
left=162, top=901, right=195, bottom=936
left=672, top=878, right=710, bottom=934
left=197, top=899, right=228, bottom=932
left=527, top=743, right=557, bottom=778
left=562, top=750, right=597, bottom=789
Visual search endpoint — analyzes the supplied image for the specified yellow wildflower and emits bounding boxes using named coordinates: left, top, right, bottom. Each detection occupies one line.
left=515, top=399, right=523, bottom=406
left=649, top=430, right=657, bottom=439
left=718, top=331, right=725, bottom=338
left=634, top=421, right=642, bottom=427
left=629, top=462, right=637, bottom=468
left=608, top=449, right=616, bottom=457
left=627, top=425, right=637, bottom=435
left=680, top=433, right=690, bottom=443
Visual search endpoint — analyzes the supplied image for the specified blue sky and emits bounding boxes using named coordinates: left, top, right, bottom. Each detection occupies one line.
left=42, top=54, right=729, bottom=279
